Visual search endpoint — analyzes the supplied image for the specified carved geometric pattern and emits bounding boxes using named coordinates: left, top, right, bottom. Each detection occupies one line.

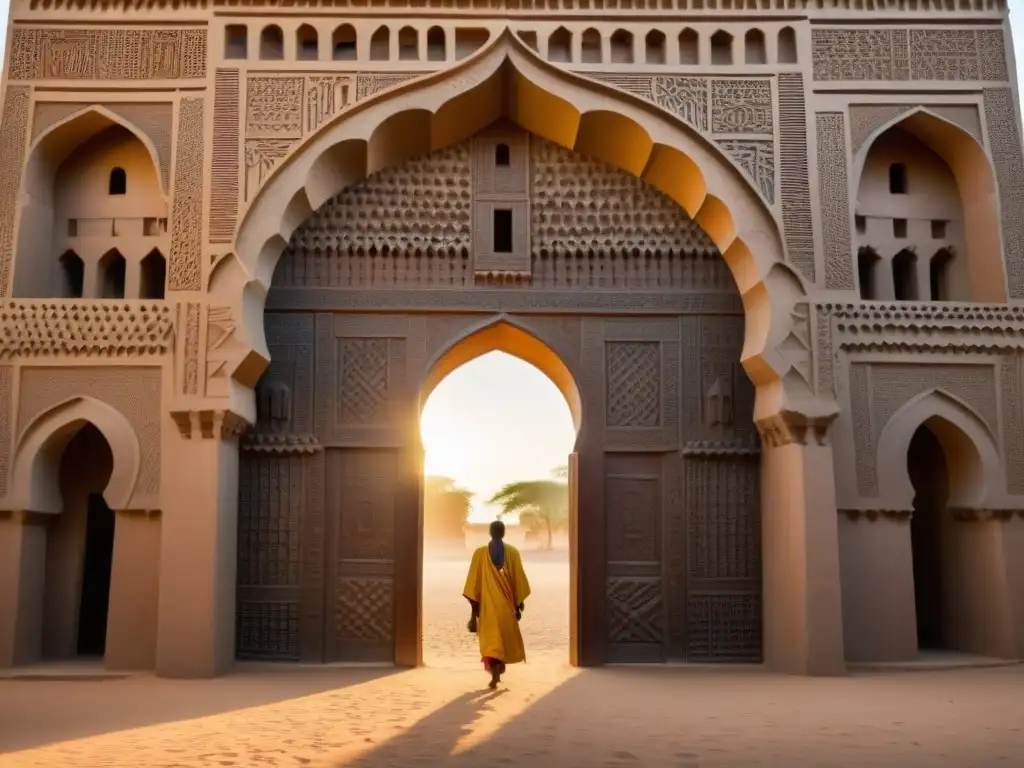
left=0, top=301, right=175, bottom=358
left=18, top=367, right=161, bottom=500
left=339, top=338, right=389, bottom=425
left=336, top=578, right=393, bottom=642
left=711, top=79, right=772, bottom=135
left=777, top=74, right=815, bottom=282
left=183, top=302, right=200, bottom=395
left=606, top=578, right=662, bottom=645
left=210, top=69, right=240, bottom=244
left=7, top=27, right=207, bottom=80
left=606, top=341, right=660, bottom=427
left=685, top=457, right=760, bottom=581
left=168, top=98, right=204, bottom=291
left=245, top=139, right=297, bottom=203
left=237, top=455, right=303, bottom=588
left=686, top=594, right=761, bottom=662
left=716, top=139, right=775, bottom=203
left=0, top=366, right=10, bottom=497
left=999, top=354, right=1024, bottom=494
left=247, top=76, right=304, bottom=138
left=530, top=138, right=715, bottom=257
left=235, top=601, right=300, bottom=661
left=816, top=113, right=856, bottom=290
left=355, top=72, right=421, bottom=100
left=306, top=76, right=353, bottom=134
left=984, top=88, right=1024, bottom=299
left=813, top=28, right=1008, bottom=82
left=651, top=76, right=708, bottom=132
left=0, top=86, right=29, bottom=298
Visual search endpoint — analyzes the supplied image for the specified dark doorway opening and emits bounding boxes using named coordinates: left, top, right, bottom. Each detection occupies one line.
left=76, top=493, right=115, bottom=656
left=907, top=425, right=948, bottom=650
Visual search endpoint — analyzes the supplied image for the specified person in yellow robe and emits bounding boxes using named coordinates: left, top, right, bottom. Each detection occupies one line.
left=463, top=520, right=531, bottom=688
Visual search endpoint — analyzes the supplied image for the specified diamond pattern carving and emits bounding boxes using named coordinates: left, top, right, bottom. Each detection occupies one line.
left=336, top=578, right=393, bottom=643
left=339, top=338, right=389, bottom=425
left=607, top=578, right=662, bottom=644
left=606, top=341, right=660, bottom=427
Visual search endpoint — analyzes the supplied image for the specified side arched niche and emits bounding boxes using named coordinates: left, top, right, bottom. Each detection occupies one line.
left=0, top=396, right=159, bottom=672
left=14, top=107, right=168, bottom=300
left=853, top=109, right=1006, bottom=303
left=840, top=389, right=1019, bottom=664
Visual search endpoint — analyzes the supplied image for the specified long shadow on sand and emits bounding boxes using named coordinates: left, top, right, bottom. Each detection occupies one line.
left=0, top=665, right=398, bottom=754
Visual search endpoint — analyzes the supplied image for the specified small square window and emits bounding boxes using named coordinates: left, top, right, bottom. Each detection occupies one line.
left=889, top=163, right=908, bottom=194
left=855, top=215, right=866, bottom=235
left=931, top=220, right=947, bottom=239
left=493, top=209, right=513, bottom=253
left=893, top=218, right=908, bottom=238
left=495, top=143, right=511, bottom=167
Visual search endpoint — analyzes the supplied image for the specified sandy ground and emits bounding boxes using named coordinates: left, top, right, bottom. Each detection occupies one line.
left=2, top=553, right=1024, bottom=767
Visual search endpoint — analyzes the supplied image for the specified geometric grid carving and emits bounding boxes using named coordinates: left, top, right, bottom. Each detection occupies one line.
left=7, top=27, right=207, bottom=80
left=816, top=113, right=856, bottom=290
left=336, top=578, right=393, bottom=643
left=777, top=74, right=815, bottom=282
left=606, top=578, right=662, bottom=645
left=168, top=98, right=204, bottom=291
left=339, top=338, right=389, bottom=425
left=686, top=457, right=760, bottom=581
left=210, top=69, right=240, bottom=244
left=0, top=86, right=29, bottom=298
left=606, top=476, right=659, bottom=563
left=984, top=88, right=1024, bottom=299
left=237, top=455, right=302, bottom=588
left=686, top=594, right=761, bottom=662
left=1000, top=354, right=1024, bottom=494
left=236, top=601, right=300, bottom=661
left=606, top=341, right=660, bottom=427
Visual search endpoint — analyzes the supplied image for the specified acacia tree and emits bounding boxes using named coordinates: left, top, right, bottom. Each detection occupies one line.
left=488, top=467, right=568, bottom=550
left=423, top=475, right=474, bottom=543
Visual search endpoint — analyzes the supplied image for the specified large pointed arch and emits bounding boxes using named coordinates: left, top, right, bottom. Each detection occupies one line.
left=8, top=396, right=142, bottom=515
left=852, top=106, right=1006, bottom=303
left=225, top=29, right=797, bottom=407
left=419, top=315, right=584, bottom=435
left=875, top=388, right=1005, bottom=510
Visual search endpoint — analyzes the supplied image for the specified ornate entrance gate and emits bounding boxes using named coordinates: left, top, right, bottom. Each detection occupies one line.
left=234, top=126, right=762, bottom=665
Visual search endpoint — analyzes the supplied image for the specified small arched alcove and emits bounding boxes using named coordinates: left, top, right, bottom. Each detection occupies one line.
left=98, top=249, right=127, bottom=299
left=260, top=25, right=284, bottom=60
left=139, top=248, right=167, bottom=299
left=548, top=27, right=571, bottom=63
left=296, top=24, right=319, bottom=61
left=855, top=111, right=1006, bottom=302
left=581, top=28, right=601, bottom=63
left=610, top=29, right=634, bottom=63
left=15, top=112, right=166, bottom=300
left=370, top=26, right=390, bottom=60
left=333, top=24, right=357, bottom=60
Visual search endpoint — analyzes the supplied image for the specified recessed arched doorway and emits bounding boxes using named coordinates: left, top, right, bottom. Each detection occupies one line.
left=907, top=425, right=948, bottom=650
left=418, top=321, right=581, bottom=668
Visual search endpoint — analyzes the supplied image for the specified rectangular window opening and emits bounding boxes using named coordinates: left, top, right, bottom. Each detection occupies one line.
left=493, top=209, right=513, bottom=253
left=893, top=218, right=908, bottom=239
left=855, top=214, right=866, bottom=235
left=931, top=220, right=948, bottom=239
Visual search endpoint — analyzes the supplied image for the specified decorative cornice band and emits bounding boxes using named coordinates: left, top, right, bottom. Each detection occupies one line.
left=170, top=409, right=249, bottom=441
left=839, top=508, right=913, bottom=522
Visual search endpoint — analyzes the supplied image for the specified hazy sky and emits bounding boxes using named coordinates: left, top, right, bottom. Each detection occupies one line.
left=2, top=6, right=1023, bottom=520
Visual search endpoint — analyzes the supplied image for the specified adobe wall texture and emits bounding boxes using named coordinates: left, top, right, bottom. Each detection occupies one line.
left=0, top=0, right=1023, bottom=677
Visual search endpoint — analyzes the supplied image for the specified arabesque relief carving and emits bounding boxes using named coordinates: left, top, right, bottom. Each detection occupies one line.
left=983, top=87, right=1024, bottom=299
left=848, top=103, right=982, bottom=153
left=0, top=86, right=29, bottom=299
left=812, top=28, right=1008, bottom=82
left=8, top=27, right=207, bottom=80
left=168, top=98, right=205, bottom=292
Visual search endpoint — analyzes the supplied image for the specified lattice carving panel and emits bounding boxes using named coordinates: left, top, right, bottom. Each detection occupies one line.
left=235, top=602, right=300, bottom=661
left=8, top=27, right=207, bottom=80
left=336, top=578, right=393, bottom=643
left=777, top=74, right=815, bottom=283
left=817, top=113, right=856, bottom=290
left=606, top=475, right=660, bottom=563
left=606, top=342, right=661, bottom=428
left=338, top=338, right=390, bottom=426
left=984, top=88, right=1024, bottom=299
left=168, top=98, right=204, bottom=292
left=606, top=578, right=663, bottom=645
left=685, top=457, right=760, bottom=582
left=686, top=594, right=761, bottom=662
left=237, top=455, right=303, bottom=588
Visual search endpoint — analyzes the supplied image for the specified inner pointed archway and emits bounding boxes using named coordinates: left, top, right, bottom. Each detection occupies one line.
left=419, top=321, right=579, bottom=670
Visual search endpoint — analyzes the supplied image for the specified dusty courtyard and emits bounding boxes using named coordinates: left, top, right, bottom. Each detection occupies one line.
left=2, top=553, right=1023, bottom=767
